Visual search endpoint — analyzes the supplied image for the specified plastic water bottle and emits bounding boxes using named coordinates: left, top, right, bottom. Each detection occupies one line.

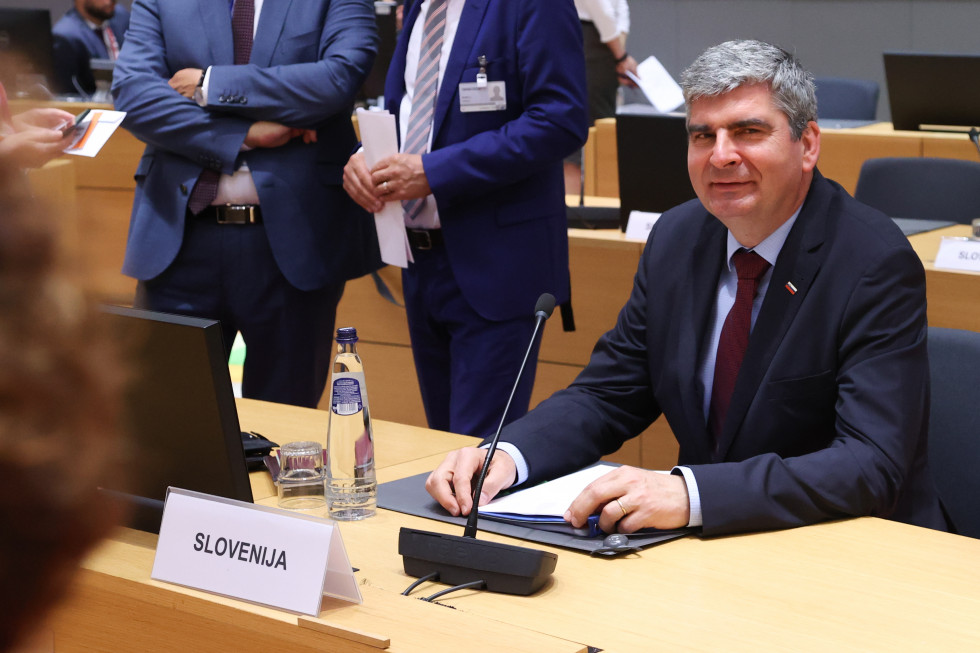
left=325, top=327, right=377, bottom=520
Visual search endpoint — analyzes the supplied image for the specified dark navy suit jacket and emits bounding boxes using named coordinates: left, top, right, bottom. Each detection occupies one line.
left=111, top=0, right=381, bottom=291
left=52, top=5, right=131, bottom=95
left=384, top=0, right=588, bottom=321
left=501, top=171, right=948, bottom=536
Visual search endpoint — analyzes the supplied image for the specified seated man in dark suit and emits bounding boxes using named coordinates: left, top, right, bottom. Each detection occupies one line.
left=52, top=0, right=130, bottom=96
left=426, top=40, right=948, bottom=537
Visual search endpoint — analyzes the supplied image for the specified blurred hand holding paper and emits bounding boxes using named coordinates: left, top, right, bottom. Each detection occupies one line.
left=627, top=55, right=685, bottom=114
left=355, top=108, right=412, bottom=268
left=64, top=110, right=127, bottom=158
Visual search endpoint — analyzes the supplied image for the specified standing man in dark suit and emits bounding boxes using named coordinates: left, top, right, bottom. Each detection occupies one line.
left=343, top=0, right=588, bottom=438
left=426, top=40, right=948, bottom=537
left=52, top=0, right=131, bottom=95
left=112, top=0, right=381, bottom=408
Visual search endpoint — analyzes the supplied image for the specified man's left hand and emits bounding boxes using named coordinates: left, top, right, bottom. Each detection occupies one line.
left=565, top=465, right=691, bottom=534
left=169, top=68, right=204, bottom=99
left=370, top=153, right=431, bottom=201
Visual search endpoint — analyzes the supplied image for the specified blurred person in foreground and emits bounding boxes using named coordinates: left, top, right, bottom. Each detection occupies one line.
left=0, top=160, right=122, bottom=651
left=426, top=40, right=948, bottom=537
left=0, top=81, right=74, bottom=169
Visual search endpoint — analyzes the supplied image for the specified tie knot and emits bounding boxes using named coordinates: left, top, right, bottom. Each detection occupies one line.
left=731, top=249, right=771, bottom=282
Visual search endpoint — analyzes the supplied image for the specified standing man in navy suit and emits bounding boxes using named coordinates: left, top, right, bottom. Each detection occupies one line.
left=52, top=0, right=131, bottom=95
left=112, top=0, right=381, bottom=408
left=344, top=0, right=588, bottom=437
left=426, top=40, right=948, bottom=537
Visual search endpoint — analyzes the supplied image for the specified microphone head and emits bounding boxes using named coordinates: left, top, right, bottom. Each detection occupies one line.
left=534, top=293, right=556, bottom=320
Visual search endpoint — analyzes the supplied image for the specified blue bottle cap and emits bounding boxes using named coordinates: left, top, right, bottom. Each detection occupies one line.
left=336, top=327, right=358, bottom=342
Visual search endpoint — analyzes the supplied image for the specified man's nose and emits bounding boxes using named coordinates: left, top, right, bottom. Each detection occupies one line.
left=709, top=131, right=740, bottom=168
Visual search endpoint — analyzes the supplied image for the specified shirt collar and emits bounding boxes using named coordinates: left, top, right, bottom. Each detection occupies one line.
left=725, top=206, right=802, bottom=270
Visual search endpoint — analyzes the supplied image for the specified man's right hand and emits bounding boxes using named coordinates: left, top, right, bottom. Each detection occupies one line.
left=425, top=447, right=517, bottom=517
left=343, top=151, right=385, bottom=214
left=244, top=121, right=311, bottom=149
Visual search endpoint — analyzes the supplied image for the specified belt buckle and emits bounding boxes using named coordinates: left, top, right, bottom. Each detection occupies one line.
left=412, top=229, right=433, bottom=250
left=217, top=205, right=258, bottom=224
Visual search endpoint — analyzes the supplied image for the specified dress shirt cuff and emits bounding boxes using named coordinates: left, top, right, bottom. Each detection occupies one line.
left=195, top=66, right=212, bottom=107
left=480, top=442, right=529, bottom=487
left=671, top=466, right=703, bottom=528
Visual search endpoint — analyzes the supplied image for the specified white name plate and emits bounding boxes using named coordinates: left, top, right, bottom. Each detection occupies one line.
left=151, top=488, right=361, bottom=616
left=934, top=237, right=980, bottom=273
left=625, top=210, right=661, bottom=242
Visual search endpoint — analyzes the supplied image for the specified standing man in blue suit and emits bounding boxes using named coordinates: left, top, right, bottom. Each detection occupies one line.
left=343, top=0, right=588, bottom=437
left=426, top=40, right=948, bottom=537
left=52, top=0, right=131, bottom=95
left=112, top=0, right=381, bottom=408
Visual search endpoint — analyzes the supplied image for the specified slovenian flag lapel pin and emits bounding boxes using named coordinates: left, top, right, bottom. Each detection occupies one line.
left=785, top=281, right=798, bottom=295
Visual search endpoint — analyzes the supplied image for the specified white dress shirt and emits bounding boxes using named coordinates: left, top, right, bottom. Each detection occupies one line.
left=574, top=0, right=630, bottom=43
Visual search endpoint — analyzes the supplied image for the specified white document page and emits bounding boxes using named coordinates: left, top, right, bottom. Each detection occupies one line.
left=355, top=108, right=412, bottom=268
left=479, top=463, right=619, bottom=517
left=628, top=56, right=685, bottom=114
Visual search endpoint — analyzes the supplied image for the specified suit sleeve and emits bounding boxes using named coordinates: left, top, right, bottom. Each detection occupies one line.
left=691, top=244, right=930, bottom=536
left=421, top=0, right=588, bottom=207
left=111, top=0, right=250, bottom=174
left=498, top=226, right=664, bottom=485
left=205, top=0, right=377, bottom=126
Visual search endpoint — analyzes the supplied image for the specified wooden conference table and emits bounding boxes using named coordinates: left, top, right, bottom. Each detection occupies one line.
left=44, top=399, right=980, bottom=652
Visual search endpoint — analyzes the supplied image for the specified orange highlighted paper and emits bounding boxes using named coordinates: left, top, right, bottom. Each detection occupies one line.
left=64, top=110, right=126, bottom=158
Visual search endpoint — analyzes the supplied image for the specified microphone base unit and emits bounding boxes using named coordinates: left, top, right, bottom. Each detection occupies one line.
left=398, top=527, right=557, bottom=596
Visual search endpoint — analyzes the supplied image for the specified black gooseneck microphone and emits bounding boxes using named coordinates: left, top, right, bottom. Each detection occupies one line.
left=969, top=128, right=980, bottom=158
left=398, top=293, right=559, bottom=596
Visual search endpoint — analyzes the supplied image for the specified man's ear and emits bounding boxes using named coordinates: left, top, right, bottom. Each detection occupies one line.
left=800, top=120, right=820, bottom=172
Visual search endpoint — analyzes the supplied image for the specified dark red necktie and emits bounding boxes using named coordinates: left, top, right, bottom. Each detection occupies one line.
left=187, top=0, right=254, bottom=214
left=708, top=249, right=771, bottom=441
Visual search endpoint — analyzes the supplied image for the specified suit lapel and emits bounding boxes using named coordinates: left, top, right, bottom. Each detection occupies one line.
left=199, top=0, right=234, bottom=65
left=678, top=215, right=727, bottom=463
left=716, top=172, right=831, bottom=459
left=250, top=0, right=292, bottom=67
left=430, top=0, right=490, bottom=143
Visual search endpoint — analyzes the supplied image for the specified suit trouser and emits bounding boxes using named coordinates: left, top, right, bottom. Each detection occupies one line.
left=135, top=216, right=344, bottom=409
left=402, top=241, right=540, bottom=439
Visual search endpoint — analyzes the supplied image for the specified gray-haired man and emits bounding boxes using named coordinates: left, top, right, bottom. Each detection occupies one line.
left=425, top=39, right=948, bottom=538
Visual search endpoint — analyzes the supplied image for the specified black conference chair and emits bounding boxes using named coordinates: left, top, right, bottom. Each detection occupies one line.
left=854, top=157, right=980, bottom=224
left=814, top=76, right=879, bottom=121
left=927, top=327, right=980, bottom=539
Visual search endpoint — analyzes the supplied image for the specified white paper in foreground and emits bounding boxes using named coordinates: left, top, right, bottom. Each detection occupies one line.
left=63, top=109, right=126, bottom=158
left=355, top=108, right=412, bottom=268
left=480, top=464, right=619, bottom=517
left=628, top=56, right=685, bottom=113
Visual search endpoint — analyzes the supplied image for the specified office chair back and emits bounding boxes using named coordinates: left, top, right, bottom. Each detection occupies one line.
left=854, top=157, right=980, bottom=224
left=814, top=76, right=879, bottom=121
left=927, top=327, right=980, bottom=539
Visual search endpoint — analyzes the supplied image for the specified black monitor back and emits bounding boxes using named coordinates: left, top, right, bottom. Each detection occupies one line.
left=616, top=106, right=696, bottom=230
left=101, top=306, right=252, bottom=533
left=359, top=2, right=398, bottom=102
left=0, top=9, right=55, bottom=98
left=884, top=52, right=980, bottom=131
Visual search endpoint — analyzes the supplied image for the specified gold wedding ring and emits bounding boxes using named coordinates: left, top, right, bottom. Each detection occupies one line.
left=615, top=498, right=629, bottom=517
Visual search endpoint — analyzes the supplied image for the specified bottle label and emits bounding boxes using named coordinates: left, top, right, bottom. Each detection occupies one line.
left=331, top=376, right=363, bottom=416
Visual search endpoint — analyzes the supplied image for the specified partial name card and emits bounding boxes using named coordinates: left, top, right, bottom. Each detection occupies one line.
left=356, top=107, right=412, bottom=268
left=151, top=487, right=361, bottom=616
left=934, top=236, right=980, bottom=273
left=64, top=110, right=126, bottom=158
left=625, top=210, right=660, bottom=241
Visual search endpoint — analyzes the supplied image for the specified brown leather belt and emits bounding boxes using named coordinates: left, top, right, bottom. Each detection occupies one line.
left=196, top=204, right=262, bottom=224
left=406, top=228, right=443, bottom=250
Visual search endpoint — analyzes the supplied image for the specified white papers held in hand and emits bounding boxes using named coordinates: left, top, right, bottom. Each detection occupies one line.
left=626, top=55, right=684, bottom=114
left=355, top=107, right=412, bottom=268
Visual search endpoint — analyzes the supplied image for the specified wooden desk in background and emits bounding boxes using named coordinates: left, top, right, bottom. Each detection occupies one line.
left=583, top=119, right=980, bottom=199
left=43, top=398, right=980, bottom=652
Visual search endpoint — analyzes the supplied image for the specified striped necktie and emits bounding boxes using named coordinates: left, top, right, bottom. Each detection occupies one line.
left=401, top=0, right=448, bottom=222
left=188, top=0, right=254, bottom=214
